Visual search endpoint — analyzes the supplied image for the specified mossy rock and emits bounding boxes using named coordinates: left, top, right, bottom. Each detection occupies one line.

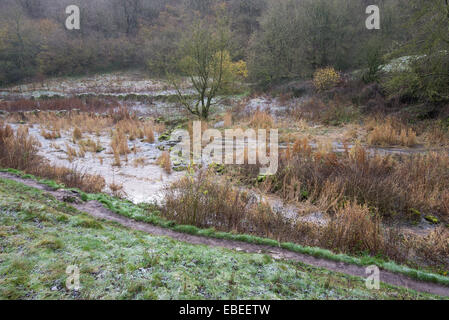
left=209, top=163, right=225, bottom=174
left=424, top=215, right=440, bottom=225
left=409, top=208, right=422, bottom=221
left=158, top=133, right=171, bottom=142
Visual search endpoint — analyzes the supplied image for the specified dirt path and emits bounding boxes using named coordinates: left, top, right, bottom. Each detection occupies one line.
left=1, top=172, right=448, bottom=298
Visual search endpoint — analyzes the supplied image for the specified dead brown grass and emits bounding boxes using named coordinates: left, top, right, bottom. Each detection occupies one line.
left=22, top=111, right=114, bottom=134
left=78, top=139, right=102, bottom=153
left=36, top=164, right=105, bottom=193
left=0, top=124, right=105, bottom=193
left=65, top=143, right=78, bottom=162
left=143, top=125, right=155, bottom=143
left=366, top=118, right=417, bottom=147
left=287, top=96, right=359, bottom=125
left=323, top=202, right=384, bottom=254
left=72, top=127, right=82, bottom=141
left=112, top=150, right=121, bottom=167
left=41, top=129, right=61, bottom=140
left=413, top=227, right=449, bottom=267
left=249, top=109, right=274, bottom=129
left=111, top=129, right=130, bottom=155
left=238, top=138, right=449, bottom=223
left=419, top=121, right=449, bottom=147
left=157, top=151, right=172, bottom=174
left=163, top=170, right=287, bottom=235
left=109, top=182, right=126, bottom=198
left=0, top=124, right=41, bottom=170
left=223, top=111, right=233, bottom=127
left=163, top=168, right=448, bottom=270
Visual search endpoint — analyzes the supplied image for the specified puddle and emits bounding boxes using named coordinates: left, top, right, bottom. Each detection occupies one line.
left=245, top=96, right=293, bottom=116
left=9, top=123, right=184, bottom=204
left=1, top=74, right=445, bottom=235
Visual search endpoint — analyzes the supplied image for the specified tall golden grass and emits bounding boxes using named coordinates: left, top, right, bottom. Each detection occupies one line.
left=324, top=202, right=384, bottom=254
left=223, top=111, right=233, bottom=127
left=249, top=109, right=274, bottom=129
left=162, top=169, right=447, bottom=268
left=0, top=125, right=40, bottom=170
left=0, top=124, right=105, bottom=193
left=110, top=129, right=130, bottom=155
left=157, top=151, right=172, bottom=174
left=366, top=119, right=417, bottom=147
left=241, top=137, right=449, bottom=223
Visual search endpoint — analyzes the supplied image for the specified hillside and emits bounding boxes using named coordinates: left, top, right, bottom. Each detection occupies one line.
left=0, top=177, right=443, bottom=300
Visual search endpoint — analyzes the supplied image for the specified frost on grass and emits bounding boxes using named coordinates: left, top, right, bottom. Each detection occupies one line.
left=0, top=178, right=440, bottom=300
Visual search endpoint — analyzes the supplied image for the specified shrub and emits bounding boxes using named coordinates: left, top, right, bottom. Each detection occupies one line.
left=162, top=169, right=289, bottom=237
left=313, top=67, right=341, bottom=91
left=0, top=125, right=41, bottom=171
left=382, top=52, right=449, bottom=104
left=324, top=202, right=384, bottom=254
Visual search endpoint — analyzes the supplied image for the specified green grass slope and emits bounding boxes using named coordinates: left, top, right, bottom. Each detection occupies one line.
left=0, top=177, right=444, bottom=300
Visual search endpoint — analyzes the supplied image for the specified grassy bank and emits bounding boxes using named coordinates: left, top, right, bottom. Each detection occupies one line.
left=1, top=177, right=443, bottom=299
left=2, top=168, right=449, bottom=289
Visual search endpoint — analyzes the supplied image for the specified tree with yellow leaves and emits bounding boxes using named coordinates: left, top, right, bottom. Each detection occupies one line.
left=171, top=8, right=247, bottom=120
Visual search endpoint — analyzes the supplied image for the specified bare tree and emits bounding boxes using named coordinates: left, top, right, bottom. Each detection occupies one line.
left=16, top=0, right=43, bottom=18
left=170, top=14, right=233, bottom=119
left=121, top=0, right=141, bottom=36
